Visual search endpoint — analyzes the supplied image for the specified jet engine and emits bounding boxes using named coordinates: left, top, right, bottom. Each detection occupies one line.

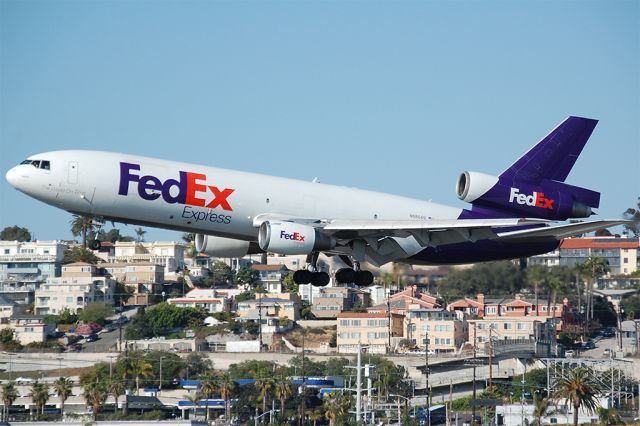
left=195, top=234, right=262, bottom=257
left=258, top=221, right=336, bottom=255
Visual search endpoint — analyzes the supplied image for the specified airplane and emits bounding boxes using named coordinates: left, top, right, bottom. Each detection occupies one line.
left=5, top=116, right=626, bottom=287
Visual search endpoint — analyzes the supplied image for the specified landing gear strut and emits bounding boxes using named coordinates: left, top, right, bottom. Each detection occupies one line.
left=293, top=253, right=330, bottom=287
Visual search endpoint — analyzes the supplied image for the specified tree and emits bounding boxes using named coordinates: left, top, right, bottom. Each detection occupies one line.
left=183, top=392, right=201, bottom=420
left=83, top=380, right=108, bottom=421
left=211, top=261, right=234, bottom=288
left=281, top=272, right=297, bottom=294
left=130, top=352, right=153, bottom=395
left=552, top=367, right=601, bottom=426
left=134, top=227, right=147, bottom=242
left=69, top=214, right=103, bottom=248
left=199, top=375, right=217, bottom=421
left=0, top=225, right=31, bottom=242
left=52, top=377, right=73, bottom=419
left=308, top=409, right=322, bottom=426
left=108, top=379, right=124, bottom=413
left=62, top=247, right=101, bottom=264
left=96, top=227, right=134, bottom=243
left=440, top=261, right=526, bottom=299
left=579, top=257, right=609, bottom=323
left=526, top=265, right=547, bottom=316
left=29, top=382, right=49, bottom=420
left=274, top=376, right=292, bottom=419
left=323, top=394, right=351, bottom=426
left=532, top=395, right=549, bottom=426
left=235, top=266, right=259, bottom=286
left=216, top=372, right=236, bottom=420
left=78, top=303, right=113, bottom=325
left=184, top=352, right=214, bottom=378
left=1, top=383, right=18, bottom=421
left=623, top=197, right=640, bottom=237
left=598, top=406, right=624, bottom=425
left=255, top=375, right=275, bottom=415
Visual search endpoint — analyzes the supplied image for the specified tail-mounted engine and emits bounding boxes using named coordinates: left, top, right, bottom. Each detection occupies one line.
left=456, top=171, right=600, bottom=220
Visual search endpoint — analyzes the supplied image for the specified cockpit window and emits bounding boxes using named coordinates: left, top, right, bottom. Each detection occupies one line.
left=20, top=159, right=50, bottom=169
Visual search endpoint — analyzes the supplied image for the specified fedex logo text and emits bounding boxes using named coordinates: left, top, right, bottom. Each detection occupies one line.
left=509, top=187, right=554, bottom=210
left=280, top=231, right=305, bottom=242
left=118, top=162, right=234, bottom=211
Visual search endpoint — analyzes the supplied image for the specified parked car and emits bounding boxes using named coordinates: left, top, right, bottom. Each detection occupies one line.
left=86, top=333, right=100, bottom=343
left=15, top=377, right=34, bottom=384
left=603, top=348, right=613, bottom=357
left=565, top=350, right=575, bottom=358
left=583, top=341, right=595, bottom=350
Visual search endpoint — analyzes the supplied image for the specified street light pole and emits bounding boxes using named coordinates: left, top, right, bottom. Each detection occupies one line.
left=159, top=356, right=163, bottom=391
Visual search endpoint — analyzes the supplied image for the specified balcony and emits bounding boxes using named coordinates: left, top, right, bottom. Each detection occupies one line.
left=0, top=254, right=58, bottom=262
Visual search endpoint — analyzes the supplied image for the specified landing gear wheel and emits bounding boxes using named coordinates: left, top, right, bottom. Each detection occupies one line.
left=89, top=240, right=101, bottom=251
left=335, top=268, right=357, bottom=284
left=355, top=270, right=374, bottom=286
left=293, top=269, right=313, bottom=284
left=311, top=272, right=330, bottom=287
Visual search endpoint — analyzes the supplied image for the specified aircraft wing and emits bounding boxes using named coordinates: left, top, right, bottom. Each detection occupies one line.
left=496, top=219, right=629, bottom=240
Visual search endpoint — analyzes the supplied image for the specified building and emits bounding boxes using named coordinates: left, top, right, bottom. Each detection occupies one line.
left=528, top=236, right=640, bottom=275
left=447, top=293, right=569, bottom=331
left=109, top=241, right=187, bottom=279
left=5, top=315, right=55, bottom=344
left=311, top=286, right=370, bottom=319
left=236, top=293, right=301, bottom=322
left=466, top=316, right=555, bottom=345
left=102, top=262, right=164, bottom=306
left=368, top=286, right=443, bottom=316
left=34, top=262, right=116, bottom=315
left=167, top=288, right=230, bottom=314
left=0, top=240, right=67, bottom=283
left=251, top=264, right=290, bottom=293
left=337, top=312, right=404, bottom=354
left=405, top=309, right=467, bottom=353
left=0, top=295, right=26, bottom=325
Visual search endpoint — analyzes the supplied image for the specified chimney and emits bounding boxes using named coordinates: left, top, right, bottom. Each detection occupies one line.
left=477, top=293, right=485, bottom=304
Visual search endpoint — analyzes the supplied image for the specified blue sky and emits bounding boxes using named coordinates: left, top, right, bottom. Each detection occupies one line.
left=1, top=1, right=638, bottom=242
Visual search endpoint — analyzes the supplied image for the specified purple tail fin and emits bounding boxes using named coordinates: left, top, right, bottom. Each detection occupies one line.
left=500, top=116, right=598, bottom=184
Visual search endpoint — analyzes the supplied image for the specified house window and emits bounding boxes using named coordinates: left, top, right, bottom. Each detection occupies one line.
left=517, top=323, right=525, bottom=330
left=351, top=320, right=361, bottom=327
left=504, top=323, right=512, bottom=330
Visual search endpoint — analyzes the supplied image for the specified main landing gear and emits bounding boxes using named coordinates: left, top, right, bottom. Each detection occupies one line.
left=292, top=254, right=374, bottom=287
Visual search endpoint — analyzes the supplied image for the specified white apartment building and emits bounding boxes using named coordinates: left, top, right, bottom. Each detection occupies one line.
left=5, top=315, right=55, bottom=344
left=167, top=288, right=230, bottom=314
left=108, top=241, right=186, bottom=279
left=34, top=262, right=116, bottom=315
left=405, top=309, right=468, bottom=354
left=0, top=240, right=67, bottom=282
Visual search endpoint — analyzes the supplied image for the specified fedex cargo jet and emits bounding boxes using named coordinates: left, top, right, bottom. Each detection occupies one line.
left=5, top=116, right=625, bottom=287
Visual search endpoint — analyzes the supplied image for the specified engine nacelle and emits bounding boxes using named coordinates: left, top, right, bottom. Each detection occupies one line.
left=258, top=221, right=336, bottom=255
left=456, top=171, right=499, bottom=203
left=195, top=234, right=262, bottom=258
left=456, top=171, right=599, bottom=220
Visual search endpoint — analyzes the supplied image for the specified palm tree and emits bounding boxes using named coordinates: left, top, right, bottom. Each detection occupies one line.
left=532, top=395, right=549, bottom=426
left=199, top=375, right=217, bottom=421
left=255, top=375, right=275, bottom=418
left=308, top=408, right=322, bottom=426
left=83, top=381, right=108, bottom=421
left=52, top=377, right=73, bottom=419
left=552, top=366, right=602, bottom=426
left=1, top=383, right=18, bottom=421
left=598, top=406, right=624, bottom=425
left=183, top=392, right=201, bottom=420
left=69, top=214, right=102, bottom=248
left=216, top=372, right=236, bottom=420
left=29, top=382, right=49, bottom=420
left=129, top=353, right=153, bottom=395
left=107, top=379, right=124, bottom=413
left=579, top=257, right=609, bottom=323
left=323, top=394, right=351, bottom=426
left=134, top=227, right=147, bottom=242
left=274, top=376, right=292, bottom=419
left=527, top=265, right=546, bottom=316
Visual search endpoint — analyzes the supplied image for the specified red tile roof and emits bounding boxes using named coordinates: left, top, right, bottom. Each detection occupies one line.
left=560, top=238, right=639, bottom=250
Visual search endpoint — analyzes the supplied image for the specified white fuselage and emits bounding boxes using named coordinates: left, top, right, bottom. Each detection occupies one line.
left=6, top=150, right=463, bottom=242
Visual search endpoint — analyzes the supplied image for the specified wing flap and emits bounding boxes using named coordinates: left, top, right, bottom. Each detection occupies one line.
left=496, top=219, right=628, bottom=239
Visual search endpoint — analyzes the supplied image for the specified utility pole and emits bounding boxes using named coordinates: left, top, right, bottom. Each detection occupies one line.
left=356, top=344, right=363, bottom=423
left=472, top=323, right=477, bottom=422
left=425, top=330, right=430, bottom=426
left=488, top=326, right=493, bottom=388
left=258, top=292, right=263, bottom=352
left=159, top=356, right=163, bottom=391
left=300, top=330, right=306, bottom=426
left=387, top=287, right=392, bottom=350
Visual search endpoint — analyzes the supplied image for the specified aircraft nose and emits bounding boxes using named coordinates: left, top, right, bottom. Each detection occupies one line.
left=5, top=167, right=19, bottom=188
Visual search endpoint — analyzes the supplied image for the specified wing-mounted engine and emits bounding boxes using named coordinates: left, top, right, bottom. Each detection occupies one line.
left=195, top=234, right=263, bottom=257
left=456, top=170, right=599, bottom=220
left=258, top=221, right=336, bottom=255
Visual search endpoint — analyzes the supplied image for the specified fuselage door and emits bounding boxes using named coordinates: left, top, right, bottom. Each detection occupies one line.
left=68, top=161, right=78, bottom=184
